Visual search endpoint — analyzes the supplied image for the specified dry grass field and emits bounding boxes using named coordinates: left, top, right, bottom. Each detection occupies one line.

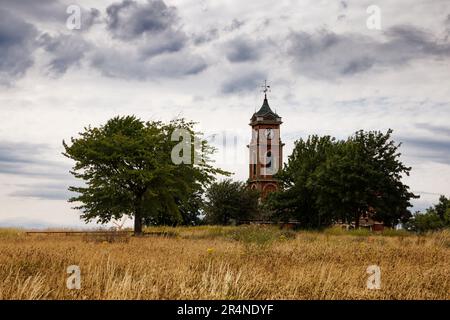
left=0, top=226, right=449, bottom=300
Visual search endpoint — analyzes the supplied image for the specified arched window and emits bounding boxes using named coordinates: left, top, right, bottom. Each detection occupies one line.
left=265, top=151, right=272, bottom=168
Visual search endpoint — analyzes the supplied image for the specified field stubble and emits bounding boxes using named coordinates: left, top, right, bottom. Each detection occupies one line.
left=0, top=226, right=448, bottom=300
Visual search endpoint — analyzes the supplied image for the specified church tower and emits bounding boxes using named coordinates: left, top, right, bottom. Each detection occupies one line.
left=248, top=83, right=283, bottom=198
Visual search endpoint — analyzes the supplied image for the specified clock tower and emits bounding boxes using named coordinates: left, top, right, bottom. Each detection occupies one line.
left=248, top=84, right=283, bottom=198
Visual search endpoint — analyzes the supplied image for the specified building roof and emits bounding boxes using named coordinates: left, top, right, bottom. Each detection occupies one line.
left=250, top=95, right=281, bottom=124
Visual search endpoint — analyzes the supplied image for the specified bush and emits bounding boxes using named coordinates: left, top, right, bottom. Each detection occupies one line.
left=0, top=228, right=24, bottom=239
left=323, top=227, right=347, bottom=236
left=204, top=180, right=259, bottom=225
left=381, top=229, right=411, bottom=237
left=409, top=212, right=447, bottom=233
left=228, top=225, right=296, bottom=246
left=407, top=196, right=450, bottom=233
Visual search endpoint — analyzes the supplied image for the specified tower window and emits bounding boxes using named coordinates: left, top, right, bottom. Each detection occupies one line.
left=265, top=151, right=272, bottom=168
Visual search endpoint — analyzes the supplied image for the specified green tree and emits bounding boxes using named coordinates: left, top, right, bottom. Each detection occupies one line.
left=268, top=129, right=418, bottom=229
left=408, top=196, right=450, bottom=232
left=63, top=115, right=227, bottom=235
left=316, top=130, right=417, bottom=228
left=267, top=135, right=338, bottom=227
left=204, top=180, right=260, bottom=225
left=178, top=191, right=204, bottom=226
left=434, top=195, right=450, bottom=221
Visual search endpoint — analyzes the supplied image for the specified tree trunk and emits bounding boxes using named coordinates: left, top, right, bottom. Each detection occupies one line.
left=134, top=210, right=143, bottom=236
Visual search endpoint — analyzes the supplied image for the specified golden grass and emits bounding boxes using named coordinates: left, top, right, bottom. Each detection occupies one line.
left=0, top=226, right=448, bottom=300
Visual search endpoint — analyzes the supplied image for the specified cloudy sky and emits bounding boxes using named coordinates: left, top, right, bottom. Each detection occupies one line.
left=0, top=0, right=449, bottom=228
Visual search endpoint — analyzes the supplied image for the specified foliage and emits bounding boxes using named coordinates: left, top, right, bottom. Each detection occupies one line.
left=268, top=129, right=418, bottom=228
left=228, top=225, right=296, bottom=247
left=407, top=196, right=450, bottom=232
left=265, top=135, right=335, bottom=227
left=63, top=115, right=228, bottom=234
left=0, top=228, right=24, bottom=239
left=203, top=179, right=260, bottom=225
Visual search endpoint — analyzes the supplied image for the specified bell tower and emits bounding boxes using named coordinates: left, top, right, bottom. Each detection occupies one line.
left=248, top=82, right=283, bottom=198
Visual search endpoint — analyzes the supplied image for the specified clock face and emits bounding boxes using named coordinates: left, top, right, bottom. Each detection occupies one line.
left=265, top=128, right=273, bottom=139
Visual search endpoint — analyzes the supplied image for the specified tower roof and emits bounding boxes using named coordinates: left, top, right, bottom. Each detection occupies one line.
left=250, top=95, right=281, bottom=124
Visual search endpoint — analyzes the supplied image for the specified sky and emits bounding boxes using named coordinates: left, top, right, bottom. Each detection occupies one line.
left=0, top=0, right=449, bottom=228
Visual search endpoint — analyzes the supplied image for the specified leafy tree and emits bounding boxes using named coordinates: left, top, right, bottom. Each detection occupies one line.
left=63, top=115, right=228, bottom=235
left=408, top=196, right=450, bottom=232
left=178, top=191, right=204, bottom=226
left=434, top=195, right=450, bottom=221
left=204, top=180, right=260, bottom=225
left=268, top=129, right=418, bottom=229
left=409, top=212, right=445, bottom=233
left=316, top=130, right=417, bottom=228
left=267, top=135, right=338, bottom=227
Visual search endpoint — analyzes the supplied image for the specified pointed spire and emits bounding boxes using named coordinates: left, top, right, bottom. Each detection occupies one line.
left=250, top=80, right=281, bottom=124
left=255, top=93, right=276, bottom=116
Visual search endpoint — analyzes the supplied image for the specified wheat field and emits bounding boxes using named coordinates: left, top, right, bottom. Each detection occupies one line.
left=0, top=226, right=448, bottom=300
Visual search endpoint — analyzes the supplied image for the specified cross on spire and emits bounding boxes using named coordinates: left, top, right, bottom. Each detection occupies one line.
left=261, top=80, right=271, bottom=99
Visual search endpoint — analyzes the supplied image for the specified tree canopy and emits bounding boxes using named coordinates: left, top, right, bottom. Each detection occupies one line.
left=204, top=179, right=260, bottom=225
left=407, top=196, right=450, bottom=232
left=268, top=129, right=418, bottom=228
left=63, top=115, right=228, bottom=234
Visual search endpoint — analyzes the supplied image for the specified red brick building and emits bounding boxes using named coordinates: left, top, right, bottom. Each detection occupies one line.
left=247, top=94, right=284, bottom=198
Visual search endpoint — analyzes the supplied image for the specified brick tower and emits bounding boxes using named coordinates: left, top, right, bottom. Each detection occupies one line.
left=248, top=85, right=283, bottom=198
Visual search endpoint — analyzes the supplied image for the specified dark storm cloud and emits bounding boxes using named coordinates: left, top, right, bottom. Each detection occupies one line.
left=193, top=28, right=219, bottom=45
left=287, top=25, right=450, bottom=79
left=0, top=0, right=65, bottom=22
left=0, top=140, right=81, bottom=201
left=87, top=0, right=208, bottom=78
left=81, top=8, right=101, bottom=30
left=337, top=0, right=347, bottom=20
left=106, top=0, right=180, bottom=39
left=0, top=141, right=69, bottom=178
left=0, top=9, right=38, bottom=85
left=193, top=19, right=245, bottom=46
left=224, top=19, right=245, bottom=32
left=138, top=31, right=186, bottom=57
left=105, top=0, right=188, bottom=58
left=10, top=183, right=73, bottom=200
left=400, top=136, right=450, bottom=164
left=221, top=71, right=266, bottom=94
left=445, top=14, right=450, bottom=39
left=0, top=2, right=100, bottom=84
left=0, top=0, right=101, bottom=30
left=38, top=33, right=91, bottom=74
left=225, top=37, right=261, bottom=63
left=415, top=123, right=450, bottom=137
left=91, top=49, right=207, bottom=80
left=0, top=0, right=202, bottom=82
left=90, top=0, right=208, bottom=80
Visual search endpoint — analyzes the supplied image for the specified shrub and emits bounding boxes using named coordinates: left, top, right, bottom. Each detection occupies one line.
left=228, top=225, right=296, bottom=246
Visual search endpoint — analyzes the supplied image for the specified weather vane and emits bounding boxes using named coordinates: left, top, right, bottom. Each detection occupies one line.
left=261, top=80, right=271, bottom=97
